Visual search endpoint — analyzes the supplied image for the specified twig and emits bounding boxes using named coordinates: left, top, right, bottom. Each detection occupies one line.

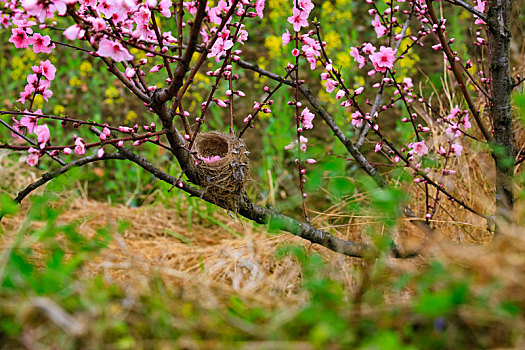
left=14, top=152, right=126, bottom=203
left=0, top=118, right=66, bottom=166
left=356, top=14, right=413, bottom=148
left=444, top=0, right=488, bottom=23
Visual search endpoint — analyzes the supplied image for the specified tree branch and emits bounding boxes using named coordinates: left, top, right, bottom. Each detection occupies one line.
left=235, top=59, right=434, bottom=236
left=444, top=0, right=488, bottom=23
left=13, top=152, right=126, bottom=203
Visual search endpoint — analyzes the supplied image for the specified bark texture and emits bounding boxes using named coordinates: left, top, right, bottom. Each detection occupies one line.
left=488, top=0, right=514, bottom=221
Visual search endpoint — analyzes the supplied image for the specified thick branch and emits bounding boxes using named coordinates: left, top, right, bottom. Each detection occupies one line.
left=161, top=0, right=208, bottom=102
left=112, top=145, right=415, bottom=258
left=488, top=0, right=514, bottom=219
left=9, top=136, right=414, bottom=258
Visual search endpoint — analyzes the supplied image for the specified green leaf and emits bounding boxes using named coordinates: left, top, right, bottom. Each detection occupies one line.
left=414, top=291, right=454, bottom=317
left=164, top=230, right=191, bottom=245
left=0, top=194, right=19, bottom=217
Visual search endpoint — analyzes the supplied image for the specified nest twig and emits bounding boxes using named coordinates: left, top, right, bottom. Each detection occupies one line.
left=190, top=132, right=250, bottom=211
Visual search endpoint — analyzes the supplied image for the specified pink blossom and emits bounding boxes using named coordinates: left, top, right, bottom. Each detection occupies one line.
left=74, top=137, right=86, bottom=155
left=362, top=42, right=376, bottom=54
left=371, top=15, right=387, bottom=38
left=349, top=47, right=365, bottom=68
left=351, top=111, right=363, bottom=127
left=64, top=24, right=84, bottom=40
left=255, top=0, right=265, bottom=19
left=91, top=18, right=106, bottom=31
left=34, top=124, right=50, bottom=148
left=1, top=14, right=10, bottom=29
left=463, top=114, right=471, bottom=130
left=215, top=99, right=228, bottom=108
left=201, top=155, right=221, bottom=163
left=451, top=143, right=463, bottom=155
left=284, top=141, right=295, bottom=150
left=298, top=0, right=315, bottom=13
left=11, top=118, right=25, bottom=140
left=288, top=8, right=309, bottom=32
left=300, top=107, right=315, bottom=129
left=408, top=140, right=429, bottom=156
left=97, top=147, right=105, bottom=158
left=134, top=6, right=151, bottom=24
left=282, top=29, right=292, bottom=46
left=125, top=67, right=136, bottom=79
left=306, top=158, right=316, bottom=164
left=208, top=37, right=234, bottom=62
left=447, top=105, right=461, bottom=120
left=96, top=38, right=133, bottom=62
left=336, top=90, right=345, bottom=99
left=29, top=33, right=54, bottom=53
left=474, top=0, right=486, bottom=24
left=375, top=142, right=382, bottom=152
left=9, top=28, right=31, bottom=48
left=159, top=0, right=172, bottom=17
left=150, top=64, right=162, bottom=73
left=446, top=123, right=461, bottom=138
left=63, top=147, right=72, bottom=155
left=403, top=77, right=413, bottom=88
left=27, top=150, right=39, bottom=167
left=40, top=87, right=53, bottom=102
left=369, top=46, right=396, bottom=73
left=183, top=1, right=197, bottom=15
left=354, top=87, right=364, bottom=95
left=20, top=113, right=39, bottom=134
left=325, top=79, right=337, bottom=93
left=39, top=59, right=56, bottom=81
left=17, top=84, right=35, bottom=104
left=299, top=135, right=308, bottom=152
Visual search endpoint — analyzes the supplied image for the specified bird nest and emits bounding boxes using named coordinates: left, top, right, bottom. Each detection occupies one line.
left=190, top=132, right=250, bottom=212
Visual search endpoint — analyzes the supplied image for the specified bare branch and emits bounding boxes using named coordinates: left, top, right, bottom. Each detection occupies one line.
left=14, top=152, right=126, bottom=203
left=444, top=0, right=488, bottom=23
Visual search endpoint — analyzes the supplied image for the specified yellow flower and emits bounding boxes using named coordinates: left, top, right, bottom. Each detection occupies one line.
left=54, top=105, right=66, bottom=115
left=336, top=52, right=351, bottom=70
left=324, top=32, right=342, bottom=55
left=264, top=35, right=282, bottom=60
left=33, top=95, right=44, bottom=110
left=268, top=0, right=287, bottom=21
left=125, top=110, right=137, bottom=121
left=105, top=86, right=119, bottom=98
left=69, top=76, right=82, bottom=87
left=322, top=2, right=336, bottom=22
left=354, top=75, right=365, bottom=89
left=80, top=61, right=92, bottom=77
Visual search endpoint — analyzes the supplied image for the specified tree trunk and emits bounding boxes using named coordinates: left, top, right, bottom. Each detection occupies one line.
left=488, top=0, right=514, bottom=223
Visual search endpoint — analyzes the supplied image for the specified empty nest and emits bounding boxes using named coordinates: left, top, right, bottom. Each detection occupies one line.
left=191, top=131, right=250, bottom=211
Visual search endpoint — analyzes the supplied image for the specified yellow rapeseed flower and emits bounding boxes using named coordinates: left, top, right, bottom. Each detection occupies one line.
left=264, top=35, right=282, bottom=60
left=80, top=61, right=92, bottom=77
left=69, top=76, right=82, bottom=87
left=324, top=32, right=342, bottom=55
left=126, top=110, right=137, bottom=121
left=54, top=104, right=66, bottom=115
left=105, top=86, right=119, bottom=98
